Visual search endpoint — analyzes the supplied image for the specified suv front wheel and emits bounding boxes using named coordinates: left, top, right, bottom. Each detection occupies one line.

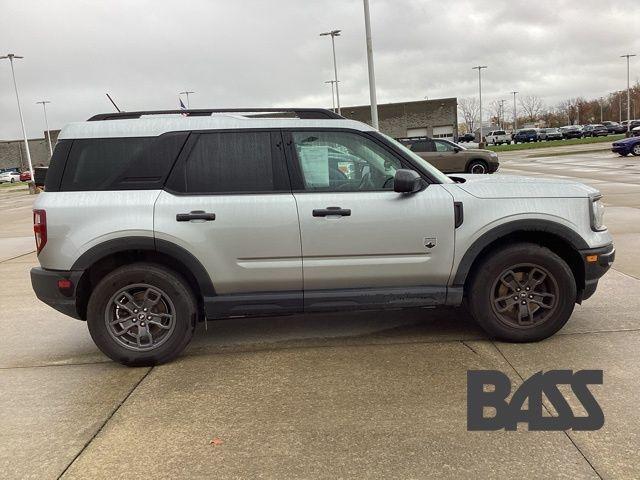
left=87, top=263, right=197, bottom=366
left=467, top=243, right=576, bottom=342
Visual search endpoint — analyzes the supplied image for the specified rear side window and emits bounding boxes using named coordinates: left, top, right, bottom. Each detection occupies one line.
left=168, top=131, right=289, bottom=194
left=59, top=133, right=188, bottom=191
left=409, top=140, right=434, bottom=152
left=43, top=140, right=73, bottom=191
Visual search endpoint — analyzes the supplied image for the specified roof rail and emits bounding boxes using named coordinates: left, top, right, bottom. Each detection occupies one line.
left=87, top=108, right=343, bottom=121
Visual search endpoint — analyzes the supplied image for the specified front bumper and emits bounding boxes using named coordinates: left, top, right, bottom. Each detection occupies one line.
left=578, top=244, right=615, bottom=302
left=30, top=267, right=85, bottom=320
left=611, top=144, right=631, bottom=155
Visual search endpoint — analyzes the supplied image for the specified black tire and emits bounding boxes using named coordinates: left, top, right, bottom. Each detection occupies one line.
left=467, top=243, right=576, bottom=342
left=467, top=160, right=488, bottom=174
left=632, top=144, right=640, bottom=156
left=507, top=141, right=511, bottom=145
left=87, top=263, right=197, bottom=366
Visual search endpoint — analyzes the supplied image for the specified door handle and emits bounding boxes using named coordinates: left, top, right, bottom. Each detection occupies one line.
left=312, top=207, right=351, bottom=217
left=176, top=210, right=216, bottom=222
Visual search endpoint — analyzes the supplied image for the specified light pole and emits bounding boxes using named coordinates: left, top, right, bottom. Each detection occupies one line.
left=324, top=80, right=337, bottom=111
left=179, top=90, right=194, bottom=108
left=511, top=91, right=518, bottom=131
left=499, top=99, right=506, bottom=129
left=621, top=54, right=636, bottom=134
left=599, top=97, right=603, bottom=123
left=320, top=30, right=341, bottom=115
left=36, top=101, right=53, bottom=157
left=362, top=0, right=379, bottom=129
left=1, top=54, right=34, bottom=181
left=472, top=66, right=487, bottom=145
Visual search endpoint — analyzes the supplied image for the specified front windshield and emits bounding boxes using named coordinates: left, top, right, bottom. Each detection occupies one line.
left=381, top=133, right=454, bottom=184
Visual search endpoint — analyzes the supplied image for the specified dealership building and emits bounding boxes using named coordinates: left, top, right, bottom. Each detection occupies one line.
left=0, top=130, right=60, bottom=171
left=340, top=98, right=458, bottom=139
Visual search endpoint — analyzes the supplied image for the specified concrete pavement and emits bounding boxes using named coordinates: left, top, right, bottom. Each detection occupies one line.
left=1, top=150, right=639, bottom=479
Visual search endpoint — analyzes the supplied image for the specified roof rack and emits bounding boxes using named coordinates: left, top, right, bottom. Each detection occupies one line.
left=88, top=108, right=343, bottom=121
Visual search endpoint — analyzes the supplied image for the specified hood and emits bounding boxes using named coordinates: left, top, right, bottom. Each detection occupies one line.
left=613, top=136, right=638, bottom=144
left=448, top=174, right=598, bottom=199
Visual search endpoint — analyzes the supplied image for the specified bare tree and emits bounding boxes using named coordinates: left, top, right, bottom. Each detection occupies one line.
left=458, top=97, right=479, bottom=133
left=518, top=95, right=544, bottom=122
left=487, top=99, right=503, bottom=128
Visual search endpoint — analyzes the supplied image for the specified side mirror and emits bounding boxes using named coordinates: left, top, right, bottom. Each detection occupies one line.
left=393, top=169, right=424, bottom=193
left=453, top=146, right=462, bottom=153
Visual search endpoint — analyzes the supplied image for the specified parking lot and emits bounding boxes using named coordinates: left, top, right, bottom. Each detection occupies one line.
left=1, top=146, right=639, bottom=479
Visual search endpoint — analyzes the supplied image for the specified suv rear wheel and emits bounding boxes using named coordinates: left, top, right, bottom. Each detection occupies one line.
left=87, top=263, right=196, bottom=366
left=467, top=243, right=576, bottom=342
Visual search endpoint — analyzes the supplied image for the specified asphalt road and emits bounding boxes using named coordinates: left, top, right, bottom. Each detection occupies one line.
left=1, top=147, right=639, bottom=479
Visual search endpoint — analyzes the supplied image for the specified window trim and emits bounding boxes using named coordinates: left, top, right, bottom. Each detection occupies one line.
left=282, top=127, right=438, bottom=194
left=163, top=128, right=292, bottom=196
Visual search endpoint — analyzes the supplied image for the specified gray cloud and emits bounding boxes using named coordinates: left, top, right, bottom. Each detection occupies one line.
left=1, top=0, right=638, bottom=139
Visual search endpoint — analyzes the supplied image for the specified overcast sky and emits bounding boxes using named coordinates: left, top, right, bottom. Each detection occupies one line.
left=1, top=0, right=638, bottom=139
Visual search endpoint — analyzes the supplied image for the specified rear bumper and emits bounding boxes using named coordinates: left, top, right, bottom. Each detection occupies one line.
left=578, top=243, right=615, bottom=302
left=30, top=267, right=85, bottom=320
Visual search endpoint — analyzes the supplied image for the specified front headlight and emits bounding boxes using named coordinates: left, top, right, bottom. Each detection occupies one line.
left=590, top=194, right=606, bottom=231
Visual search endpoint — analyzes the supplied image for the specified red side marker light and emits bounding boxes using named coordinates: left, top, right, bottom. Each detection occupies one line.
left=58, top=279, right=72, bottom=290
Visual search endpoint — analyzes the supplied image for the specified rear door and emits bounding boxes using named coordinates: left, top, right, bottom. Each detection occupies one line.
left=285, top=129, right=455, bottom=306
left=154, top=130, right=302, bottom=307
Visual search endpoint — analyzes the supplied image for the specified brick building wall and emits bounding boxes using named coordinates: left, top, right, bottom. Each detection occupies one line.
left=0, top=130, right=60, bottom=170
left=340, top=98, right=458, bottom=139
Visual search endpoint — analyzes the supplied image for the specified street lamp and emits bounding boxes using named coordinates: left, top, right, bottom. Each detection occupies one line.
left=621, top=54, right=636, bottom=134
left=472, top=66, right=487, bottom=145
left=511, top=91, right=518, bottom=131
left=362, top=0, right=379, bottom=130
left=324, top=80, right=338, bottom=111
left=320, top=29, right=341, bottom=115
left=1, top=54, right=34, bottom=180
left=36, top=100, right=53, bottom=157
left=179, top=90, right=195, bottom=108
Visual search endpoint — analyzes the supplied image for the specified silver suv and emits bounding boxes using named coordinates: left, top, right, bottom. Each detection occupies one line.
left=30, top=108, right=615, bottom=366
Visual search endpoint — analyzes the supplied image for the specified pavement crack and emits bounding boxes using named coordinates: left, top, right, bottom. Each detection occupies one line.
left=0, top=250, right=35, bottom=264
left=489, top=341, right=604, bottom=480
left=56, top=366, right=153, bottom=479
left=460, top=340, right=480, bottom=355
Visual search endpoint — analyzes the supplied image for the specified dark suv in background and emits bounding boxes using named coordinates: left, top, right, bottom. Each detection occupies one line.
left=560, top=126, right=584, bottom=139
left=602, top=121, right=626, bottom=134
left=512, top=129, right=538, bottom=143
left=582, top=124, right=609, bottom=137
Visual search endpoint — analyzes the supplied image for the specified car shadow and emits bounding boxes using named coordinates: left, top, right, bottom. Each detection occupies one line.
left=185, top=306, right=487, bottom=357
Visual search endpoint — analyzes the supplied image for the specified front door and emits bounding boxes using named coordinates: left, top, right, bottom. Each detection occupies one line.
left=286, top=130, right=455, bottom=308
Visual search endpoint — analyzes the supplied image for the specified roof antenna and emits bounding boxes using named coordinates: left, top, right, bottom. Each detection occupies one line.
left=105, top=93, right=122, bottom=112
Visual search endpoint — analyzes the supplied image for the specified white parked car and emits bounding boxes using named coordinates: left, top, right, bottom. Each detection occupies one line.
left=0, top=171, right=21, bottom=183
left=485, top=130, right=512, bottom=145
left=31, top=108, right=614, bottom=366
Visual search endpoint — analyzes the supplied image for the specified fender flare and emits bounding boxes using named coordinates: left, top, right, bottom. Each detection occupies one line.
left=71, top=236, right=216, bottom=297
left=452, top=219, right=589, bottom=286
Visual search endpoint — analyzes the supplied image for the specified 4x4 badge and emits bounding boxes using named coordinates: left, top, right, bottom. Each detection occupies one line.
left=424, top=237, right=437, bottom=249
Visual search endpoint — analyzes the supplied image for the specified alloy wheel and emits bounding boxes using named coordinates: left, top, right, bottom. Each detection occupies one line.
left=105, top=283, right=176, bottom=351
left=490, top=263, right=559, bottom=329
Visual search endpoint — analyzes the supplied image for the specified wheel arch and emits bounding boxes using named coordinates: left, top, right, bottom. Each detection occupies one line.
left=72, top=237, right=215, bottom=320
left=454, top=220, right=588, bottom=300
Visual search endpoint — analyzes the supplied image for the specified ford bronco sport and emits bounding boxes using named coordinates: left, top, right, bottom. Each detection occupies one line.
left=31, top=108, right=614, bottom=366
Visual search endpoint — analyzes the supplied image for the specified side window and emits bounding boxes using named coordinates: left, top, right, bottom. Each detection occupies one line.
left=409, top=140, right=433, bottom=152
left=181, top=131, right=289, bottom=193
left=59, top=134, right=188, bottom=191
left=434, top=140, right=454, bottom=152
left=291, top=131, right=403, bottom=192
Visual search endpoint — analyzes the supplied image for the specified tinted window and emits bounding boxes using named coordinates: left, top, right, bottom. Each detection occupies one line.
left=181, top=131, right=288, bottom=193
left=43, top=140, right=73, bottom=191
left=60, top=133, right=188, bottom=191
left=291, top=131, right=403, bottom=192
left=409, top=140, right=434, bottom=152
